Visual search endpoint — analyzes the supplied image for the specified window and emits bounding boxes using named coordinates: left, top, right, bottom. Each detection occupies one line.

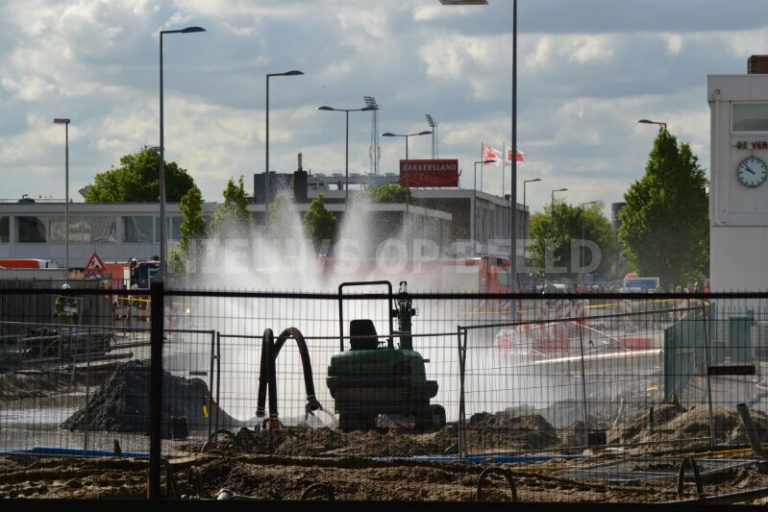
left=18, top=216, right=47, bottom=243
left=0, top=216, right=8, bottom=243
left=50, top=216, right=118, bottom=244
left=733, top=103, right=768, bottom=132
left=170, top=216, right=183, bottom=241
left=122, top=216, right=154, bottom=243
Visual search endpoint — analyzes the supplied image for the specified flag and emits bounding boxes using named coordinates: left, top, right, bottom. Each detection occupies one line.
left=481, top=143, right=502, bottom=166
left=507, top=147, right=524, bottom=164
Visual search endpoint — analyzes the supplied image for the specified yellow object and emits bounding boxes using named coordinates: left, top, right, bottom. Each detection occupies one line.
left=202, top=402, right=209, bottom=419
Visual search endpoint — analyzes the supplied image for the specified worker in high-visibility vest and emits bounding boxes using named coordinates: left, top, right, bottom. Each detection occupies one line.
left=54, top=283, right=80, bottom=325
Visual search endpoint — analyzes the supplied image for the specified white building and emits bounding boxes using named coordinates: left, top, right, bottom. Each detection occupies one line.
left=708, top=61, right=768, bottom=291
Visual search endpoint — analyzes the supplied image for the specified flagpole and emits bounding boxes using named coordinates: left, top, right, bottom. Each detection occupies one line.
left=502, top=141, right=507, bottom=199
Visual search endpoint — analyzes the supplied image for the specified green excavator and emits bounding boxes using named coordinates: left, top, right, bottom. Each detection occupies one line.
left=327, top=280, right=446, bottom=432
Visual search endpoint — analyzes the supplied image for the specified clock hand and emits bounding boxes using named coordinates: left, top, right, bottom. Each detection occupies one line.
left=744, top=165, right=756, bottom=175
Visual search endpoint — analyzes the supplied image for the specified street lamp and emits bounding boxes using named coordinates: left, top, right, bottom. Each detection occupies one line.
left=425, top=114, right=438, bottom=158
left=522, top=178, right=541, bottom=264
left=381, top=130, right=432, bottom=203
left=579, top=201, right=598, bottom=283
left=317, top=104, right=376, bottom=206
left=551, top=188, right=568, bottom=212
left=381, top=130, right=433, bottom=162
left=158, top=25, right=206, bottom=282
left=472, top=160, right=496, bottom=257
left=266, top=70, right=304, bottom=225
left=638, top=119, right=667, bottom=131
left=53, top=118, right=70, bottom=277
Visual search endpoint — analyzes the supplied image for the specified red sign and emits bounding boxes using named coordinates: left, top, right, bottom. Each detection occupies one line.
left=84, top=251, right=106, bottom=276
left=399, top=159, right=459, bottom=187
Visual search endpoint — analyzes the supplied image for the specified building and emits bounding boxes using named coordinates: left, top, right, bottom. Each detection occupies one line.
left=708, top=56, right=768, bottom=291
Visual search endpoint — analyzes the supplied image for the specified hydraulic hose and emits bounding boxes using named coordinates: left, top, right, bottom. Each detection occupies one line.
left=273, top=327, right=322, bottom=413
left=255, top=327, right=322, bottom=424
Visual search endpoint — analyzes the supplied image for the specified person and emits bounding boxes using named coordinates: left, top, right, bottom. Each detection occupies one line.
left=53, top=283, right=80, bottom=325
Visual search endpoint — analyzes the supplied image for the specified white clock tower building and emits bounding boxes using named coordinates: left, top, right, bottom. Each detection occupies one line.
left=708, top=57, right=768, bottom=292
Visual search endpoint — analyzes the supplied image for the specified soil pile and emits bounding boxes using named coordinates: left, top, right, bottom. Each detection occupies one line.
left=608, top=402, right=768, bottom=445
left=61, top=360, right=240, bottom=436
left=465, top=412, right=559, bottom=451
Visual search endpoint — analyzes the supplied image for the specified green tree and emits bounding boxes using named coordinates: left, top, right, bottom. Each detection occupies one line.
left=169, top=186, right=206, bottom=275
left=528, top=201, right=616, bottom=280
left=371, top=183, right=411, bottom=203
left=85, top=146, right=196, bottom=203
left=211, top=176, right=250, bottom=238
left=303, top=194, right=337, bottom=252
left=619, top=128, right=709, bottom=287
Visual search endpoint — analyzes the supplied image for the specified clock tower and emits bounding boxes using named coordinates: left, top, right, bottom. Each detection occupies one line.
left=709, top=59, right=768, bottom=291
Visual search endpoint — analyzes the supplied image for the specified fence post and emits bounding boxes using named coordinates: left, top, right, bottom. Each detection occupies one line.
left=148, top=281, right=164, bottom=500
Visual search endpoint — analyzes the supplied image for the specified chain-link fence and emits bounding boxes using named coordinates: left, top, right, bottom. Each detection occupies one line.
left=2, top=283, right=768, bottom=503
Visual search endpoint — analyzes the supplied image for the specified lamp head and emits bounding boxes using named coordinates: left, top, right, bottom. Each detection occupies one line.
left=417, top=130, right=433, bottom=136
left=283, top=70, right=304, bottom=76
left=529, top=178, right=542, bottom=183
left=53, top=118, right=70, bottom=125
left=317, top=106, right=335, bottom=111
left=381, top=132, right=397, bottom=137
left=180, top=26, right=206, bottom=33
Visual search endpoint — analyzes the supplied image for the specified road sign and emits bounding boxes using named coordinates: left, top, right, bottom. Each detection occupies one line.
left=84, top=251, right=106, bottom=276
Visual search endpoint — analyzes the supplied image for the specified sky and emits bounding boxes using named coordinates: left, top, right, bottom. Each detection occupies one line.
left=1, top=0, right=766, bottom=217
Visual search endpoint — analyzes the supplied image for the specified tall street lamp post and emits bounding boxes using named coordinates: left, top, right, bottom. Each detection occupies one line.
left=638, top=118, right=667, bottom=131
left=317, top=104, right=376, bottom=206
left=381, top=130, right=432, bottom=207
left=381, top=130, right=432, bottom=162
left=522, top=177, right=541, bottom=265
left=472, top=159, right=496, bottom=257
left=265, top=70, right=304, bottom=225
left=53, top=118, right=70, bottom=276
left=551, top=188, right=568, bottom=213
left=579, top=201, right=598, bottom=284
left=159, top=26, right=205, bottom=282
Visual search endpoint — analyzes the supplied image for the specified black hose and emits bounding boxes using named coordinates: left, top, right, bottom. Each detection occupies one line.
left=301, top=483, right=335, bottom=501
left=273, top=327, right=322, bottom=412
left=476, top=467, right=518, bottom=503
left=255, top=328, right=274, bottom=418
left=256, top=327, right=322, bottom=425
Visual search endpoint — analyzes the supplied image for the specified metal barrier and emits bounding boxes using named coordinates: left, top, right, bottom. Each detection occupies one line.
left=2, top=286, right=768, bottom=503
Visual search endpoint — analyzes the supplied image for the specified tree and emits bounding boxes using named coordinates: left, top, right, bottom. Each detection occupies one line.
left=85, top=146, right=196, bottom=203
left=528, top=201, right=616, bottom=280
left=371, top=184, right=411, bottom=203
left=211, top=176, right=250, bottom=238
left=169, top=186, right=206, bottom=275
left=619, top=128, right=709, bottom=288
left=303, top=194, right=337, bottom=252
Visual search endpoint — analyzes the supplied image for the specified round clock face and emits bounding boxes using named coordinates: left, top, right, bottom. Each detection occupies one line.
left=736, top=156, right=768, bottom=188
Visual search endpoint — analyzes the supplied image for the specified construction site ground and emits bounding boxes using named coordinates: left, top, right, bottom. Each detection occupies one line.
left=4, top=362, right=768, bottom=504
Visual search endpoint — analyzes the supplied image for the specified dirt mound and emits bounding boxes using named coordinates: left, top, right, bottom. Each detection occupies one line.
left=609, top=402, right=768, bottom=445
left=61, top=360, right=240, bottom=436
left=465, top=412, right=558, bottom=450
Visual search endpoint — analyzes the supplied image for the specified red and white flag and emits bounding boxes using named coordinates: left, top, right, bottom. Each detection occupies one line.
left=481, top=143, right=502, bottom=166
left=507, top=147, right=525, bottom=164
